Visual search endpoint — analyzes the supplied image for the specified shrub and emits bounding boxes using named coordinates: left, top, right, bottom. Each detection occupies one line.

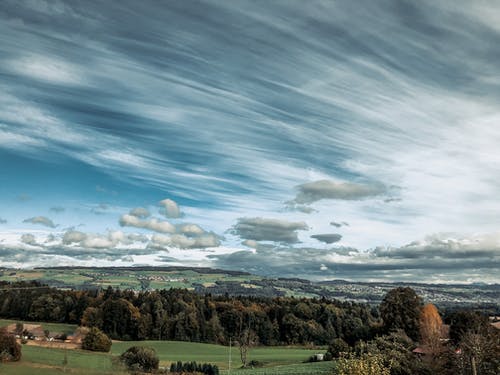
left=81, top=327, right=112, bottom=352
left=0, top=328, right=21, bottom=362
left=336, top=353, right=391, bottom=375
left=120, top=346, right=159, bottom=373
left=328, top=338, right=350, bottom=359
left=169, top=360, right=219, bottom=375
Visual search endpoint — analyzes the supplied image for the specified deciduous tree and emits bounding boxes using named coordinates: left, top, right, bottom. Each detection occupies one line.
left=419, top=303, right=443, bottom=355
left=0, top=327, right=21, bottom=362
left=380, top=287, right=422, bottom=341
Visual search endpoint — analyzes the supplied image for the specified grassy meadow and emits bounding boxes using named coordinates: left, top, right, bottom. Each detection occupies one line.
left=0, top=334, right=333, bottom=374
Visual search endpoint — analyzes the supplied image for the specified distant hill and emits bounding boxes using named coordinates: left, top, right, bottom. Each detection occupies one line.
left=0, top=266, right=498, bottom=312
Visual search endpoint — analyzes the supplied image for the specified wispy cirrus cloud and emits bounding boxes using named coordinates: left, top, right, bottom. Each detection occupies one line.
left=1, top=1, right=500, bottom=282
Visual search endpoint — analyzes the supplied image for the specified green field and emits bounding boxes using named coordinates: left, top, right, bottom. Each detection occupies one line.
left=110, top=340, right=324, bottom=368
left=0, top=339, right=332, bottom=375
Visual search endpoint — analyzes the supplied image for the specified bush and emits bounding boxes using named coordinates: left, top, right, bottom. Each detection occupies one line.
left=120, top=346, right=159, bottom=373
left=328, top=338, right=350, bottom=359
left=169, top=360, right=219, bottom=375
left=336, top=353, right=391, bottom=375
left=0, top=328, right=21, bottom=362
left=81, top=327, right=112, bottom=352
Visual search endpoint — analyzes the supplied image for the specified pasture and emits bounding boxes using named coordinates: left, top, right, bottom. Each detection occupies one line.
left=0, top=339, right=333, bottom=374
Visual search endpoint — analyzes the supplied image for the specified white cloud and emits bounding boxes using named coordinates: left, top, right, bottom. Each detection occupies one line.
left=291, top=180, right=386, bottom=204
left=129, top=207, right=151, bottom=219
left=119, top=214, right=175, bottom=233
left=62, top=230, right=86, bottom=244
left=232, top=217, right=308, bottom=243
left=9, top=55, right=84, bottom=85
left=159, top=199, right=181, bottom=218
left=23, top=216, right=56, bottom=228
left=20, top=233, right=36, bottom=245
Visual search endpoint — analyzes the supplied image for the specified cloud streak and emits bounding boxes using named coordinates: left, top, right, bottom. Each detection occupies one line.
left=231, top=217, right=308, bottom=244
left=291, top=180, right=386, bottom=205
left=23, top=216, right=56, bottom=228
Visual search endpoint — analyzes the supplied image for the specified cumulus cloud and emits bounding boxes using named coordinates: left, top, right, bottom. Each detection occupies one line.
left=373, top=233, right=500, bottom=260
left=231, top=217, right=308, bottom=243
left=20, top=233, right=37, bottom=245
left=62, top=230, right=87, bottom=244
left=177, top=223, right=205, bottom=236
left=50, top=206, right=65, bottom=213
left=119, top=214, right=175, bottom=233
left=129, top=207, right=151, bottom=219
left=150, top=233, right=220, bottom=249
left=23, top=216, right=56, bottom=228
left=127, top=233, right=149, bottom=243
left=209, top=234, right=500, bottom=282
left=291, top=180, right=386, bottom=204
left=61, top=229, right=147, bottom=249
left=81, top=234, right=115, bottom=249
left=159, top=198, right=181, bottom=218
left=284, top=203, right=317, bottom=214
left=311, top=233, right=342, bottom=244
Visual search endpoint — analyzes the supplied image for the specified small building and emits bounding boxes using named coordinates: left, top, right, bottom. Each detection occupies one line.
left=313, top=353, right=324, bottom=361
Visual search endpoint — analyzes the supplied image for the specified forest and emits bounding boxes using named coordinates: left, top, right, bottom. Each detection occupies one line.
left=0, top=281, right=377, bottom=345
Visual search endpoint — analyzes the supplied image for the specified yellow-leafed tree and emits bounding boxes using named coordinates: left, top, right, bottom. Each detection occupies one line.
left=419, top=303, right=443, bottom=354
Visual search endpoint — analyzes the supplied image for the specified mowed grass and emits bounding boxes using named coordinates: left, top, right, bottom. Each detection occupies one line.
left=0, top=319, right=78, bottom=335
left=111, top=340, right=322, bottom=369
left=227, top=361, right=334, bottom=374
left=0, top=345, right=124, bottom=375
left=0, top=340, right=328, bottom=375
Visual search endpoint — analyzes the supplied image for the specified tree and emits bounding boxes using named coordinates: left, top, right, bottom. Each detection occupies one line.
left=237, top=328, right=258, bottom=367
left=14, top=323, right=23, bottom=336
left=419, top=303, right=443, bottom=356
left=448, top=310, right=489, bottom=345
left=380, top=287, right=422, bottom=341
left=328, top=338, right=350, bottom=359
left=360, top=330, right=432, bottom=375
left=81, top=306, right=103, bottom=328
left=456, top=330, right=500, bottom=375
left=0, top=328, right=21, bottom=362
left=120, top=346, right=159, bottom=373
left=101, top=298, right=140, bottom=340
left=81, top=327, right=112, bottom=352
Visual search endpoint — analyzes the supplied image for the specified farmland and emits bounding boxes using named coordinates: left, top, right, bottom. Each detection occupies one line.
left=0, top=266, right=498, bottom=310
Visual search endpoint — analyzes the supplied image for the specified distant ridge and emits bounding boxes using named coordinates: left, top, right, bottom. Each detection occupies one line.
left=33, top=265, right=251, bottom=276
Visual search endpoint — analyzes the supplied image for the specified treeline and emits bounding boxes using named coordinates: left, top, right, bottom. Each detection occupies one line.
left=0, top=281, right=377, bottom=345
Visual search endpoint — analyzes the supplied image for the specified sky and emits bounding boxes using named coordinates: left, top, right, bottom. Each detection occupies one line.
left=1, top=0, right=500, bottom=283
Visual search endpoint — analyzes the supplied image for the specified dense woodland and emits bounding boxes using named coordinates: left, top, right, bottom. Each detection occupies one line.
left=0, top=281, right=377, bottom=345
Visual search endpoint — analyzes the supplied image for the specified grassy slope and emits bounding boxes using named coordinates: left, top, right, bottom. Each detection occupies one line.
left=111, top=340, right=322, bottom=368
left=0, top=340, right=331, bottom=375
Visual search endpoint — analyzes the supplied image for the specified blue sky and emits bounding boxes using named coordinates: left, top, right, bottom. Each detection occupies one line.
left=1, top=0, right=500, bottom=283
